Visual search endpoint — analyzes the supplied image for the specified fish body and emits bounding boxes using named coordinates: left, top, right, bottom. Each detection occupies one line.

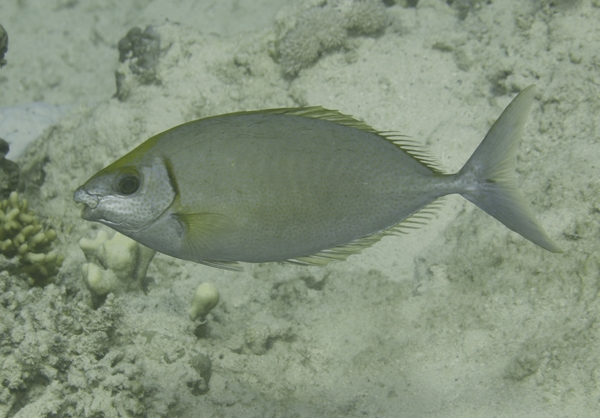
left=74, top=86, right=561, bottom=269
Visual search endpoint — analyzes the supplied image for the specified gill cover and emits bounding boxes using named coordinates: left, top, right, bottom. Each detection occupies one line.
left=73, top=157, right=176, bottom=233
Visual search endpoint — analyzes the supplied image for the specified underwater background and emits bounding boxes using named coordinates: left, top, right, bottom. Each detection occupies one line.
left=1, top=0, right=599, bottom=417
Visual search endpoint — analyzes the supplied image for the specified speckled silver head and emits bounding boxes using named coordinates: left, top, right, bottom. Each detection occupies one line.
left=73, top=157, right=176, bottom=233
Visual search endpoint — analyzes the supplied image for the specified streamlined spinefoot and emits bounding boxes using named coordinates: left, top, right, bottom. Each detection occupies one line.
left=73, top=85, right=562, bottom=270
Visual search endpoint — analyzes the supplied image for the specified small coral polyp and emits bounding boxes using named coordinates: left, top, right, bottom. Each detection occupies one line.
left=0, top=191, right=63, bottom=285
left=79, top=230, right=156, bottom=297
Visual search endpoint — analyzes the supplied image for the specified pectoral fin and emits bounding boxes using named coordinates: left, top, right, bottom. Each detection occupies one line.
left=173, top=212, right=241, bottom=271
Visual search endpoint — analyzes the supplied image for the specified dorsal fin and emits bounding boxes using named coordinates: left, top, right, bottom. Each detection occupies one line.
left=223, top=106, right=448, bottom=175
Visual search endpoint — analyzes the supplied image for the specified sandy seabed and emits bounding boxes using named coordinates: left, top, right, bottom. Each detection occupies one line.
left=0, top=1, right=599, bottom=417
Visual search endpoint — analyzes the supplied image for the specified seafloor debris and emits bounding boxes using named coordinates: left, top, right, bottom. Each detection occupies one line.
left=115, top=26, right=161, bottom=100
left=0, top=23, right=7, bottom=68
left=0, top=138, right=20, bottom=199
left=0, top=191, right=63, bottom=285
left=447, top=0, right=485, bottom=20
left=118, top=26, right=161, bottom=73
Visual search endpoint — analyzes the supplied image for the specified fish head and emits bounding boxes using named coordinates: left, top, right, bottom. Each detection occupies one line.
left=73, top=156, right=176, bottom=234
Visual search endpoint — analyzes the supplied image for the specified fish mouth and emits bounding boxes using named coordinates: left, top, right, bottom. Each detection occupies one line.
left=73, top=187, right=99, bottom=219
left=79, top=205, right=93, bottom=220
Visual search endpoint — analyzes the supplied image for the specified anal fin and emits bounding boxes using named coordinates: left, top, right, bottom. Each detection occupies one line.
left=286, top=199, right=444, bottom=266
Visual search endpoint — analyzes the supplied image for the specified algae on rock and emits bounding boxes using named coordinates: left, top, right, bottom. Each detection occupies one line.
left=275, top=0, right=388, bottom=75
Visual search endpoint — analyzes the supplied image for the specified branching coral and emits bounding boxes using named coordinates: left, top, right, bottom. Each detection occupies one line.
left=0, top=191, right=63, bottom=285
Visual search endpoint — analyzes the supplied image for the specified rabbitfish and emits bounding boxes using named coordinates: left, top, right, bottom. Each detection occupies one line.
left=73, top=85, right=561, bottom=270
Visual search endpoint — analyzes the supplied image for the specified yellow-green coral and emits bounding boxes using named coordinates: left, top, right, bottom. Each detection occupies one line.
left=0, top=191, right=63, bottom=285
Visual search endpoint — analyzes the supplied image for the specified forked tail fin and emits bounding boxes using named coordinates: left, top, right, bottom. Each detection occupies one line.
left=457, top=85, right=562, bottom=252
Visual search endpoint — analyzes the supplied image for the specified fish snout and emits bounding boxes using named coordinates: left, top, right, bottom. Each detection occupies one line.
left=73, top=187, right=99, bottom=209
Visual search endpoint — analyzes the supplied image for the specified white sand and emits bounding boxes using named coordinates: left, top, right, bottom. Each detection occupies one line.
left=0, top=0, right=598, bottom=417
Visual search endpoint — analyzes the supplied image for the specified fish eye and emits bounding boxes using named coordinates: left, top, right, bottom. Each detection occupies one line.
left=115, top=170, right=141, bottom=195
